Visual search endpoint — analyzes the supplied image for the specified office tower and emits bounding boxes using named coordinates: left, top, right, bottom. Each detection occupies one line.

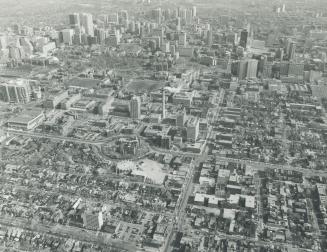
left=192, top=6, right=197, bottom=17
left=7, top=46, right=23, bottom=60
left=128, top=21, right=135, bottom=33
left=95, top=28, right=106, bottom=44
left=0, top=36, right=7, bottom=50
left=19, top=37, right=33, bottom=55
left=288, top=62, right=304, bottom=76
left=153, top=8, right=162, bottom=24
left=162, top=41, right=170, bottom=53
left=163, top=9, right=171, bottom=20
left=161, top=135, right=171, bottom=149
left=282, top=4, right=286, bottom=12
left=238, top=60, right=248, bottom=80
left=185, top=9, right=193, bottom=24
left=160, top=27, right=165, bottom=44
left=238, top=59, right=258, bottom=80
left=257, top=55, right=267, bottom=77
left=108, top=13, right=119, bottom=24
left=162, top=89, right=166, bottom=119
left=187, top=117, right=199, bottom=142
left=263, top=63, right=273, bottom=78
left=278, top=48, right=284, bottom=62
left=173, top=9, right=179, bottom=18
left=288, top=42, right=296, bottom=60
left=207, top=29, right=213, bottom=46
left=179, top=32, right=187, bottom=47
left=69, top=13, right=80, bottom=28
left=135, top=22, right=141, bottom=35
left=240, top=29, right=248, bottom=49
left=170, top=44, right=176, bottom=55
left=246, top=59, right=258, bottom=79
left=80, top=13, right=94, bottom=37
left=176, top=17, right=181, bottom=32
left=279, top=62, right=289, bottom=76
left=20, top=26, right=34, bottom=36
left=285, top=38, right=292, bottom=55
left=119, top=10, right=129, bottom=23
left=0, top=79, right=31, bottom=103
left=106, top=34, right=120, bottom=46
left=130, top=96, right=141, bottom=119
left=73, top=33, right=82, bottom=45
left=98, top=14, right=108, bottom=25
left=176, top=108, right=186, bottom=127
left=180, top=8, right=187, bottom=22
left=62, top=29, right=74, bottom=45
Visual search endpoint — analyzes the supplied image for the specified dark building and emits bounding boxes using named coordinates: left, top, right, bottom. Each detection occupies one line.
left=240, top=30, right=248, bottom=49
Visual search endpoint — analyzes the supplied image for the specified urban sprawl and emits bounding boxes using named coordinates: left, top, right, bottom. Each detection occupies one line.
left=0, top=0, right=327, bottom=251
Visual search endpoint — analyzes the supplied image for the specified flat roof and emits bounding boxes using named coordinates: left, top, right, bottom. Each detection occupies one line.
left=7, top=109, right=43, bottom=124
left=66, top=78, right=101, bottom=89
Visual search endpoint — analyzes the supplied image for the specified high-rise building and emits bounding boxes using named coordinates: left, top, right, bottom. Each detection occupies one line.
left=153, top=8, right=162, bottom=24
left=246, top=59, right=258, bottom=79
left=282, top=4, right=286, bottom=12
left=238, top=60, right=248, bottom=80
left=119, top=10, right=129, bottom=24
left=240, top=30, right=248, bottom=49
left=288, top=62, right=304, bottom=76
left=161, top=135, right=171, bottom=149
left=163, top=9, right=171, bottom=20
left=69, top=13, right=80, bottom=28
left=178, top=32, right=187, bottom=47
left=130, top=96, right=141, bottom=119
left=185, top=9, right=193, bottom=24
left=73, top=27, right=82, bottom=45
left=238, top=59, right=258, bottom=79
left=0, top=79, right=32, bottom=103
left=179, top=8, right=187, bottom=22
left=288, top=42, right=296, bottom=60
left=108, top=13, right=119, bottom=24
left=207, top=29, right=213, bottom=46
left=176, top=17, right=181, bottom=32
left=263, top=63, right=273, bottom=78
left=162, top=89, right=166, bottom=119
left=176, top=108, right=186, bottom=127
left=0, top=35, right=7, bottom=49
left=95, top=28, right=106, bottom=44
left=80, top=13, right=94, bottom=37
left=192, top=6, right=197, bottom=17
left=62, top=29, right=74, bottom=45
left=187, top=117, right=199, bottom=142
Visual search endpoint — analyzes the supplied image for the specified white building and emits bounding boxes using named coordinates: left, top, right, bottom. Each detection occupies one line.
left=80, top=13, right=94, bottom=37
